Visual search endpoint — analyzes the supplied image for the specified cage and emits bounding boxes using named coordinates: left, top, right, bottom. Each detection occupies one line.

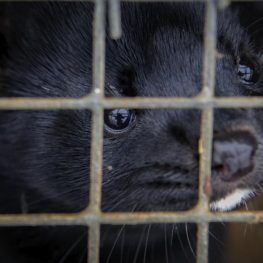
left=0, top=0, right=263, bottom=262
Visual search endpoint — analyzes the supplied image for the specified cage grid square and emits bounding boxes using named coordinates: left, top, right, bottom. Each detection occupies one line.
left=0, top=0, right=262, bottom=262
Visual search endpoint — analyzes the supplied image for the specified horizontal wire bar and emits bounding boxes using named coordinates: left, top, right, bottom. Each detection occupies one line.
left=0, top=96, right=262, bottom=110
left=103, top=96, right=263, bottom=109
left=1, top=210, right=263, bottom=226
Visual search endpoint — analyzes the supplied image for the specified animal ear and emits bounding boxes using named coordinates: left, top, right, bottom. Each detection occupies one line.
left=232, top=2, right=263, bottom=49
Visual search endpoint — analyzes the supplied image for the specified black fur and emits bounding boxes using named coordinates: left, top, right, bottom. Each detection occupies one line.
left=0, top=2, right=262, bottom=262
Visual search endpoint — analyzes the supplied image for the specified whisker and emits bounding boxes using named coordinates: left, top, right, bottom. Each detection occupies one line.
left=164, top=224, right=169, bottom=263
left=245, top=16, right=263, bottom=30
left=244, top=202, right=249, bottom=211
left=101, top=204, right=138, bottom=248
left=143, top=224, right=151, bottom=263
left=208, top=230, right=224, bottom=247
left=102, top=188, right=139, bottom=213
left=257, top=183, right=263, bottom=192
left=249, top=26, right=263, bottom=38
left=120, top=225, right=126, bottom=263
left=59, top=232, right=86, bottom=263
left=243, top=221, right=249, bottom=238
left=132, top=225, right=147, bottom=263
left=185, top=223, right=196, bottom=259
left=106, top=224, right=126, bottom=263
left=176, top=225, right=192, bottom=263
left=26, top=188, right=84, bottom=208
left=78, top=243, right=88, bottom=263
left=170, top=224, right=175, bottom=247
left=104, top=193, right=129, bottom=212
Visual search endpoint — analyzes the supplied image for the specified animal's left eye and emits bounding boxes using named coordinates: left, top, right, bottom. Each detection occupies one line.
left=237, top=57, right=259, bottom=84
left=104, top=109, right=136, bottom=134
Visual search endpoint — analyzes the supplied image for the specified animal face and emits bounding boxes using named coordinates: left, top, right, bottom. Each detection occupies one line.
left=0, top=3, right=262, bottom=215
left=103, top=4, right=263, bottom=212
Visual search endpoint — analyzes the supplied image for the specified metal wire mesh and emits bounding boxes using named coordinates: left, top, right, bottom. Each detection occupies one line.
left=0, top=0, right=262, bottom=262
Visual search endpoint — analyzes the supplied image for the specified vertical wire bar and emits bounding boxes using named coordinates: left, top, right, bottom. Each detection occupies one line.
left=89, top=0, right=105, bottom=213
left=88, top=223, right=101, bottom=263
left=197, top=0, right=217, bottom=263
left=91, top=0, right=106, bottom=97
left=89, top=109, right=104, bottom=212
left=197, top=223, right=209, bottom=263
left=109, top=0, right=122, bottom=39
left=88, top=0, right=106, bottom=262
left=201, top=0, right=217, bottom=97
left=197, top=110, right=213, bottom=263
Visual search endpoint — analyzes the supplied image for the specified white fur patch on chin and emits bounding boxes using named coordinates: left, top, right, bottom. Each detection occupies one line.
left=210, top=189, right=254, bottom=212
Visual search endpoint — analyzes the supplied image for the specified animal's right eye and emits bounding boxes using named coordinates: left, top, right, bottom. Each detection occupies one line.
left=104, top=109, right=136, bottom=134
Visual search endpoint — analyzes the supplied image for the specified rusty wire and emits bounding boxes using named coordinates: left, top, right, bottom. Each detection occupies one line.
left=0, top=0, right=262, bottom=263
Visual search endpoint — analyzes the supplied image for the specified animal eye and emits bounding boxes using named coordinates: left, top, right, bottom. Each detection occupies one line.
left=104, top=109, right=136, bottom=133
left=237, top=56, right=259, bottom=84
